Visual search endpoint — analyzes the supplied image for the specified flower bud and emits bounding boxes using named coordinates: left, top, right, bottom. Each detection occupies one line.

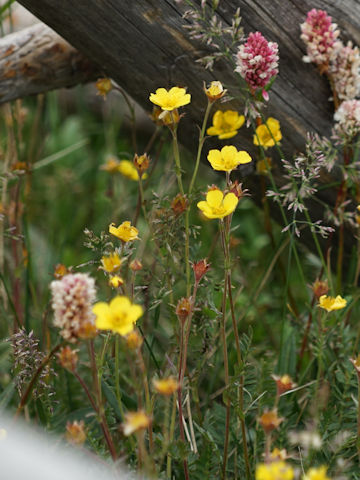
left=171, top=193, right=188, bottom=216
left=259, top=409, right=283, bottom=434
left=95, top=78, right=113, bottom=98
left=312, top=279, right=329, bottom=299
left=204, top=81, right=227, bottom=102
left=153, top=377, right=179, bottom=395
left=58, top=346, right=78, bottom=372
left=133, top=153, right=150, bottom=177
left=66, top=420, right=86, bottom=445
left=228, top=180, right=248, bottom=199
left=272, top=374, right=296, bottom=396
left=126, top=331, right=143, bottom=350
left=130, top=259, right=143, bottom=272
left=192, top=259, right=210, bottom=284
left=176, top=298, right=191, bottom=323
left=53, top=263, right=68, bottom=279
left=109, top=275, right=124, bottom=288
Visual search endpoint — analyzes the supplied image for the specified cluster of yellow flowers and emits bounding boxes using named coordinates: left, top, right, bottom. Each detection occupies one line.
left=101, top=156, right=142, bottom=180
left=256, top=463, right=330, bottom=480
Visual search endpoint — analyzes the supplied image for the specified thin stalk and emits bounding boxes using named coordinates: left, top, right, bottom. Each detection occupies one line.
left=166, top=396, right=177, bottom=478
left=88, top=340, right=117, bottom=460
left=219, top=221, right=231, bottom=480
left=188, top=100, right=212, bottom=195
left=227, top=274, right=251, bottom=480
left=177, top=317, right=190, bottom=480
left=184, top=100, right=212, bottom=296
left=357, top=374, right=360, bottom=461
left=115, top=336, right=126, bottom=420
left=73, top=371, right=117, bottom=461
left=138, top=349, right=154, bottom=452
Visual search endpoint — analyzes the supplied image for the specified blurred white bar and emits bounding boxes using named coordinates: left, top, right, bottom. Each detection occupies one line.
left=0, top=414, right=134, bottom=480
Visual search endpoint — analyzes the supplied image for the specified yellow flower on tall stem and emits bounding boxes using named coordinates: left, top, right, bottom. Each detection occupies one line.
left=207, top=110, right=245, bottom=139
left=303, top=466, right=330, bottom=480
left=109, top=221, right=139, bottom=242
left=93, top=296, right=143, bottom=336
left=197, top=188, right=238, bottom=219
left=149, top=87, right=191, bottom=111
left=253, top=117, right=282, bottom=149
left=256, top=461, right=294, bottom=480
left=153, top=377, right=179, bottom=396
left=318, top=294, right=347, bottom=312
left=207, top=145, right=252, bottom=172
left=118, top=160, right=141, bottom=181
left=204, top=81, right=227, bottom=102
left=100, top=252, right=123, bottom=273
left=122, top=410, right=151, bottom=436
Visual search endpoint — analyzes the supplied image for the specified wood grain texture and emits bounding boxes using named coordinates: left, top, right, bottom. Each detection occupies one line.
left=15, top=0, right=360, bottom=262
left=0, top=23, right=100, bottom=103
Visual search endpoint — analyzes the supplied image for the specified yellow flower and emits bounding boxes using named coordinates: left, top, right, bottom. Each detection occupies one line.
left=256, top=461, right=294, bottom=480
left=254, top=117, right=282, bottom=149
left=257, top=157, right=272, bottom=175
left=204, top=81, right=227, bottom=102
left=259, top=409, right=283, bottom=434
left=207, top=145, right=251, bottom=172
left=109, top=275, right=124, bottom=288
left=118, top=160, right=140, bottom=181
left=126, top=331, right=143, bottom=350
left=93, top=296, right=143, bottom=336
left=207, top=110, right=245, bottom=139
left=109, top=221, right=139, bottom=242
left=318, top=295, right=347, bottom=312
left=100, top=156, right=120, bottom=173
left=153, top=377, right=179, bottom=395
left=197, top=188, right=238, bottom=219
left=149, top=87, right=191, bottom=111
left=270, top=448, right=288, bottom=461
left=123, top=410, right=151, bottom=436
left=101, top=252, right=123, bottom=273
left=95, top=78, right=113, bottom=98
left=303, top=466, right=330, bottom=480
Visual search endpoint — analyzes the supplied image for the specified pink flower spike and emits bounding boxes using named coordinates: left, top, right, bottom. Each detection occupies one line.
left=235, top=31, right=279, bottom=91
left=262, top=90, right=269, bottom=102
left=300, top=9, right=340, bottom=67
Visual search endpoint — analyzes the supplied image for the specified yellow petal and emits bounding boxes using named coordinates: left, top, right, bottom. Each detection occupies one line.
left=129, top=304, right=144, bottom=323
left=218, top=131, right=238, bottom=139
left=238, top=151, right=252, bottom=164
left=110, top=295, right=131, bottom=312
left=207, top=149, right=222, bottom=169
left=223, top=193, right=238, bottom=213
left=93, top=302, right=112, bottom=329
left=206, top=189, right=223, bottom=208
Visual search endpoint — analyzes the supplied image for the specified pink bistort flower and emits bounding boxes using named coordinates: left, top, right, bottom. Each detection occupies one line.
left=334, top=99, right=360, bottom=138
left=329, top=41, right=360, bottom=101
left=300, top=9, right=340, bottom=67
left=235, top=32, right=279, bottom=93
left=51, top=273, right=96, bottom=342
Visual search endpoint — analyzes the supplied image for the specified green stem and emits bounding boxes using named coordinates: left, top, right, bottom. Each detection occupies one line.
left=219, top=220, right=230, bottom=480
left=188, top=100, right=212, bottom=195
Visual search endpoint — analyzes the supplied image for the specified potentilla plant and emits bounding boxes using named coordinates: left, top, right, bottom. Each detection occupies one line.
left=4, top=2, right=360, bottom=480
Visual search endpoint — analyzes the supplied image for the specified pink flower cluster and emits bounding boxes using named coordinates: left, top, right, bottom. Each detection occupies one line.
left=334, top=99, right=360, bottom=138
left=235, top=32, right=279, bottom=92
left=300, top=8, right=339, bottom=66
left=329, top=41, right=360, bottom=101
left=51, top=273, right=96, bottom=342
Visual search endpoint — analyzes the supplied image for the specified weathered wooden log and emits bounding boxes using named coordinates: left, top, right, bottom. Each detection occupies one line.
left=13, top=0, right=360, bottom=264
left=0, top=23, right=100, bottom=103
